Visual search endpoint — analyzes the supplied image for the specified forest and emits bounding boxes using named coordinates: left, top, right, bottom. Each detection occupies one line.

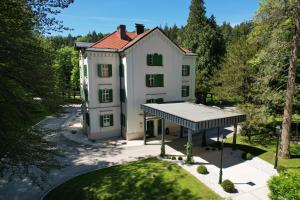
left=0, top=0, right=299, bottom=191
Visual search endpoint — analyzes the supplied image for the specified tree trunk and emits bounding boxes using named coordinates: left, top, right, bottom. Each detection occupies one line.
left=279, top=1, right=300, bottom=159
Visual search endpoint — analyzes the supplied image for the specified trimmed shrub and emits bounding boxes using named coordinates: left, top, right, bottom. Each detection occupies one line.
left=171, top=156, right=176, bottom=160
left=268, top=170, right=300, bottom=200
left=241, top=152, right=254, bottom=160
left=205, top=147, right=210, bottom=151
left=197, top=165, right=208, bottom=174
left=221, top=179, right=235, bottom=193
left=178, top=156, right=183, bottom=161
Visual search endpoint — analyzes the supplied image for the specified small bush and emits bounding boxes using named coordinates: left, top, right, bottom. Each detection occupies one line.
left=171, top=156, right=176, bottom=160
left=197, top=165, right=208, bottom=174
left=268, top=170, right=300, bottom=200
left=212, top=147, right=216, bottom=151
left=241, top=152, right=254, bottom=160
left=178, top=156, right=183, bottom=161
left=276, top=165, right=286, bottom=173
left=205, top=147, right=210, bottom=151
left=221, top=179, right=235, bottom=193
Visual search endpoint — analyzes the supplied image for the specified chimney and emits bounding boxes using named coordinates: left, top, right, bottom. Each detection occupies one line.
left=135, top=23, right=144, bottom=35
left=117, top=24, right=126, bottom=39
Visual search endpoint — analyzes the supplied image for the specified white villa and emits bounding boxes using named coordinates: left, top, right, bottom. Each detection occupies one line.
left=75, top=24, right=198, bottom=140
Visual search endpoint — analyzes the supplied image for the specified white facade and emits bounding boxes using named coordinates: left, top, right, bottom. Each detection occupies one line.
left=77, top=27, right=197, bottom=140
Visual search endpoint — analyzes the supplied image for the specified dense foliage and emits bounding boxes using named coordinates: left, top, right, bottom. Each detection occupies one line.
left=268, top=170, right=300, bottom=200
left=0, top=0, right=74, bottom=185
left=221, top=179, right=236, bottom=193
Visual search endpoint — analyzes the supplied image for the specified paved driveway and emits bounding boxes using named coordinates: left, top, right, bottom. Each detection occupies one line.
left=0, top=105, right=166, bottom=200
left=0, top=105, right=277, bottom=200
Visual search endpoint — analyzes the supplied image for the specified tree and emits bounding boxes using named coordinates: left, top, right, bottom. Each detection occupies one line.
left=54, top=46, right=78, bottom=99
left=76, top=31, right=104, bottom=43
left=213, top=22, right=255, bottom=103
left=181, top=0, right=225, bottom=103
left=27, top=0, right=74, bottom=34
left=248, top=0, right=300, bottom=158
left=281, top=0, right=300, bottom=158
left=0, top=0, right=72, bottom=185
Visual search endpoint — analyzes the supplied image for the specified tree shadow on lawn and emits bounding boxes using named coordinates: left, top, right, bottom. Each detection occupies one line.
left=44, top=159, right=204, bottom=200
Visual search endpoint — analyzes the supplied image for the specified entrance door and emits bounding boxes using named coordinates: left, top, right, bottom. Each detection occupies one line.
left=146, top=120, right=154, bottom=138
left=157, top=119, right=162, bottom=135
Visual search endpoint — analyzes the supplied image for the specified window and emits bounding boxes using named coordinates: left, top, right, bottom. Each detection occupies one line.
left=147, top=53, right=163, bottom=66
left=120, top=89, right=125, bottom=102
left=146, top=74, right=164, bottom=87
left=99, top=89, right=113, bottom=103
left=83, top=65, right=87, bottom=77
left=182, top=65, right=190, bottom=76
left=182, top=86, right=190, bottom=97
left=100, top=114, right=113, bottom=127
left=97, top=64, right=112, bottom=77
left=121, top=113, right=126, bottom=127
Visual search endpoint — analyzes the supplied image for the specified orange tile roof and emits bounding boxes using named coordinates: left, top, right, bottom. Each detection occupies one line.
left=89, top=28, right=194, bottom=54
left=90, top=31, right=138, bottom=49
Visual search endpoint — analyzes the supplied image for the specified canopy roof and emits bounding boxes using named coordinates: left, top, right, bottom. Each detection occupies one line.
left=141, top=102, right=246, bottom=131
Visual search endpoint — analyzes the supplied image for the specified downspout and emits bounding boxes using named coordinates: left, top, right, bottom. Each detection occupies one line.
left=118, top=52, right=123, bottom=138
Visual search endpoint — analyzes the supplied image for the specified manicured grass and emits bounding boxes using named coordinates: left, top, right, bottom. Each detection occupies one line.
left=44, top=158, right=222, bottom=200
left=224, top=136, right=300, bottom=170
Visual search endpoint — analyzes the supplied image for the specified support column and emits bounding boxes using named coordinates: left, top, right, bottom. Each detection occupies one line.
left=232, top=124, right=237, bottom=150
left=217, top=127, right=220, bottom=142
left=160, top=118, right=165, bottom=157
left=202, top=130, right=207, bottom=147
left=143, top=112, right=147, bottom=145
left=186, top=129, right=193, bottom=164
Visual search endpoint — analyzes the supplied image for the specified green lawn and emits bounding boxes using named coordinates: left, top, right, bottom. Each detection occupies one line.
left=225, top=136, right=300, bottom=170
left=44, top=158, right=222, bottom=200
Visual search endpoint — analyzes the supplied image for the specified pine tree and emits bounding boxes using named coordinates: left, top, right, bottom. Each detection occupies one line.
left=182, top=0, right=225, bottom=103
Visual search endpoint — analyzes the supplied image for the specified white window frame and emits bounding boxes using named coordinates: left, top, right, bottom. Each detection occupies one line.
left=102, top=89, right=110, bottom=102
left=149, top=75, right=155, bottom=87
left=101, top=64, right=109, bottom=77
left=103, top=114, right=110, bottom=127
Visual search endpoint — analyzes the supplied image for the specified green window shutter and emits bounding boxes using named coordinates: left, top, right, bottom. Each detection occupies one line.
left=119, top=64, right=124, bottom=77
left=181, top=86, right=185, bottom=97
left=187, top=65, right=190, bottom=76
left=146, top=99, right=151, bottom=103
left=84, top=65, right=87, bottom=77
left=97, top=64, right=102, bottom=77
left=109, top=89, right=113, bottom=102
left=99, top=89, right=103, bottom=103
left=147, top=54, right=152, bottom=65
left=100, top=115, right=104, bottom=127
left=110, top=114, right=114, bottom=126
left=84, top=88, right=88, bottom=101
left=120, top=89, right=125, bottom=102
left=158, top=54, right=163, bottom=66
left=156, top=74, right=164, bottom=87
left=153, top=53, right=159, bottom=66
left=108, top=64, right=112, bottom=77
left=146, top=75, right=150, bottom=87
left=86, top=113, right=90, bottom=126
left=187, top=86, right=190, bottom=96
